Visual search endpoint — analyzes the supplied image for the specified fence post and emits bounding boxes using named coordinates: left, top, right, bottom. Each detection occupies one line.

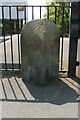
left=68, top=2, right=79, bottom=77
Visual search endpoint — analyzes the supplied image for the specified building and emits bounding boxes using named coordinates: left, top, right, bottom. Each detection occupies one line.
left=0, top=0, right=28, bottom=35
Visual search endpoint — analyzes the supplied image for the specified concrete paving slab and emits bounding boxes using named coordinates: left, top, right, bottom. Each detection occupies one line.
left=0, top=77, right=79, bottom=118
left=2, top=102, right=78, bottom=118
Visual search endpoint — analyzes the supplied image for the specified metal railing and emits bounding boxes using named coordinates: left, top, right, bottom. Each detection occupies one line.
left=0, top=5, right=71, bottom=73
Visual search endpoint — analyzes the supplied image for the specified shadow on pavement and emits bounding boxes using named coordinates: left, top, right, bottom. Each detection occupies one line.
left=71, top=77, right=80, bottom=84
left=1, top=71, right=79, bottom=105
left=24, top=78, right=79, bottom=105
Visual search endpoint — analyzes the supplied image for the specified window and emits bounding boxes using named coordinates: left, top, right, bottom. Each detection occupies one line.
left=17, top=6, right=25, bottom=11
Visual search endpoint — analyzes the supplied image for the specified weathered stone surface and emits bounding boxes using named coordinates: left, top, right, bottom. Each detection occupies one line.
left=21, top=19, right=60, bottom=85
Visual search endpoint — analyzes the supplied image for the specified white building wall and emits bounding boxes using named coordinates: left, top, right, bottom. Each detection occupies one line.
left=0, top=0, right=28, bottom=19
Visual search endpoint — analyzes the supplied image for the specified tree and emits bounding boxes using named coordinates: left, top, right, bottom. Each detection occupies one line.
left=44, top=2, right=70, bottom=37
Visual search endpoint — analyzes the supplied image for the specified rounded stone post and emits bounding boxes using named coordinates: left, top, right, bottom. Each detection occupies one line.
left=21, top=19, right=60, bottom=85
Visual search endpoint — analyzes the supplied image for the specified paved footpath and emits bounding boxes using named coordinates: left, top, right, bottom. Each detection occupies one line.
left=0, top=76, right=80, bottom=118
left=0, top=35, right=80, bottom=118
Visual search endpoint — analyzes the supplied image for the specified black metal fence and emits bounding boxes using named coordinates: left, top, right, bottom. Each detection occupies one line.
left=0, top=5, right=72, bottom=73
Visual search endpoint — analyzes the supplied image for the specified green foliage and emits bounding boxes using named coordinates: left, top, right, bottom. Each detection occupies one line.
left=0, top=20, right=3, bottom=28
left=44, top=2, right=70, bottom=37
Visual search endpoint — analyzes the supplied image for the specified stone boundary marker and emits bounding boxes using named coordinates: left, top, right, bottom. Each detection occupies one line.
left=21, top=19, right=60, bottom=85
